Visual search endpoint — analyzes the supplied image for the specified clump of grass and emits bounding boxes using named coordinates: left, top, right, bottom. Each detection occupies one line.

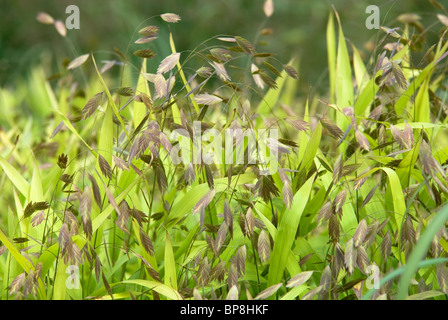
left=1, top=5, right=448, bottom=300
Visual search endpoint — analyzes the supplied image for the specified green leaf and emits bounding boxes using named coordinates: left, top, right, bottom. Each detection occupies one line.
left=121, top=280, right=182, bottom=300
left=0, top=156, right=30, bottom=198
left=164, top=231, right=177, bottom=290
left=268, top=174, right=315, bottom=286
left=397, top=204, right=448, bottom=299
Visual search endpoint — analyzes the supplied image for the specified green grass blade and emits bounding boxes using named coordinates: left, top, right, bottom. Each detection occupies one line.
left=121, top=279, right=182, bottom=300
left=169, top=32, right=200, bottom=114
left=326, top=10, right=336, bottom=103
left=164, top=231, right=177, bottom=290
left=91, top=54, right=130, bottom=142
left=257, top=59, right=294, bottom=115
left=268, top=173, right=315, bottom=286
left=0, top=156, right=30, bottom=198
left=362, top=257, right=448, bottom=300
left=397, top=204, right=448, bottom=299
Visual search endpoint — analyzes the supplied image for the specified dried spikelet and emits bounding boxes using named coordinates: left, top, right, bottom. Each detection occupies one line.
left=112, top=155, right=129, bottom=171
left=194, top=93, right=222, bottom=106
left=57, top=153, right=68, bottom=169
left=332, top=243, right=344, bottom=276
left=87, top=173, right=102, bottom=211
left=82, top=92, right=103, bottom=120
left=206, top=234, right=218, bottom=257
left=254, top=283, right=282, bottom=300
left=258, top=69, right=278, bottom=89
left=58, top=223, right=70, bottom=254
left=210, top=261, right=227, bottom=283
left=401, top=214, right=416, bottom=245
left=391, top=124, right=414, bottom=150
left=31, top=211, right=45, bottom=227
left=54, top=20, right=66, bottom=37
left=224, top=199, right=233, bottom=238
left=391, top=62, right=408, bottom=89
left=157, top=52, right=180, bottom=74
left=437, top=14, right=448, bottom=27
left=227, top=261, right=238, bottom=289
left=226, top=285, right=239, bottom=300
left=254, top=175, right=279, bottom=203
left=24, top=201, right=49, bottom=219
left=9, top=272, right=25, bottom=296
left=36, top=12, right=54, bottom=24
left=67, top=55, right=90, bottom=72
left=72, top=243, right=83, bottom=264
left=210, top=48, right=232, bottom=62
left=244, top=208, right=255, bottom=238
left=353, top=176, right=367, bottom=190
left=419, top=140, right=445, bottom=178
left=318, top=266, right=332, bottom=299
left=285, top=118, right=309, bottom=132
left=214, top=222, right=229, bottom=252
left=0, top=245, right=7, bottom=256
left=302, top=285, right=323, bottom=300
left=235, top=36, right=256, bottom=56
left=364, top=221, right=379, bottom=248
left=154, top=162, right=168, bottom=195
left=116, top=87, right=133, bottom=97
left=333, top=189, right=347, bottom=214
left=185, top=163, right=196, bottom=185
left=80, top=186, right=93, bottom=240
left=263, top=61, right=282, bottom=78
left=287, top=271, right=313, bottom=288
left=317, top=200, right=333, bottom=226
left=357, top=245, right=370, bottom=274
left=100, top=60, right=118, bottom=74
left=333, top=154, right=343, bottom=185
left=193, top=188, right=216, bottom=223
left=236, top=245, right=246, bottom=276
left=104, top=185, right=121, bottom=219
left=344, top=238, right=356, bottom=274
left=320, top=117, right=344, bottom=140
left=197, top=66, right=213, bottom=78
left=22, top=272, right=36, bottom=298
left=94, top=255, right=101, bottom=282
left=257, top=230, right=271, bottom=263
left=361, top=185, right=377, bottom=209
left=161, top=13, right=181, bottom=23
left=116, top=200, right=130, bottom=233
left=133, top=49, right=156, bottom=59
left=135, top=36, right=158, bottom=44
left=355, top=130, right=371, bottom=151
left=139, top=227, right=154, bottom=256
left=278, top=168, right=293, bottom=209
left=381, top=230, right=392, bottom=260
left=353, top=219, right=368, bottom=247
left=251, top=64, right=265, bottom=89
left=130, top=208, right=148, bottom=226
left=197, top=257, right=211, bottom=287
left=329, top=214, right=340, bottom=241
left=129, top=129, right=156, bottom=163
left=50, top=121, right=66, bottom=139
left=138, top=25, right=159, bottom=36
left=436, top=264, right=448, bottom=293
left=263, top=0, right=274, bottom=17
left=283, top=65, right=298, bottom=79
left=341, top=163, right=361, bottom=178
left=159, top=132, right=172, bottom=153
left=153, top=73, right=167, bottom=99
left=210, top=62, right=230, bottom=82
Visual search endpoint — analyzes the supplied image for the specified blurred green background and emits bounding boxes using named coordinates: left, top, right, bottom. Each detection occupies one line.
left=0, top=0, right=442, bottom=94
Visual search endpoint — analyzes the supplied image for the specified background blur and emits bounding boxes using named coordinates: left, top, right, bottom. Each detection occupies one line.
left=0, top=0, right=442, bottom=94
